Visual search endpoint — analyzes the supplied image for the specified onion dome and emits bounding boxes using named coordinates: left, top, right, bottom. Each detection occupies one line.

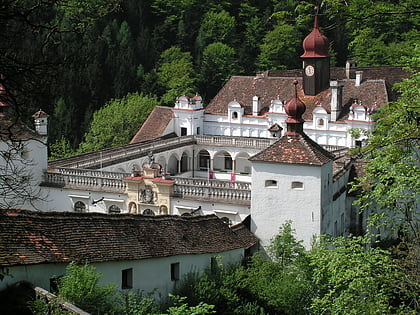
left=32, top=109, right=49, bottom=119
left=285, top=81, right=306, bottom=124
left=301, top=7, right=329, bottom=58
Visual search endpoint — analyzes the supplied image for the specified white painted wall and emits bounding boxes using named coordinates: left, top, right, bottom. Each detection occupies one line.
left=2, top=249, right=244, bottom=299
left=250, top=162, right=327, bottom=249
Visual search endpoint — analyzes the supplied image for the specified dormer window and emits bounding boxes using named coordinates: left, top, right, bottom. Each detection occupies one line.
left=232, top=111, right=238, bottom=119
left=318, top=118, right=324, bottom=126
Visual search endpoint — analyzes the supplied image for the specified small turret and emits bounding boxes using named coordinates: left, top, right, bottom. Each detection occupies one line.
left=32, top=109, right=49, bottom=136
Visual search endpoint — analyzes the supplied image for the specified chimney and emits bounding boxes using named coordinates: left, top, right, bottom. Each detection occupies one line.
left=346, top=60, right=357, bottom=79
left=355, top=71, right=363, bottom=86
left=32, top=109, right=49, bottom=137
left=252, top=96, right=260, bottom=116
left=330, top=81, right=344, bottom=121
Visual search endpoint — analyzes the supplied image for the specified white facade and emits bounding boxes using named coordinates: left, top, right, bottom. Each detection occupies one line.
left=2, top=249, right=243, bottom=297
left=250, top=161, right=333, bottom=249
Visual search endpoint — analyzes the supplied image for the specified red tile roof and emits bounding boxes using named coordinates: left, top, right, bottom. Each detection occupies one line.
left=249, top=132, right=334, bottom=165
left=206, top=66, right=408, bottom=121
left=0, top=209, right=257, bottom=267
left=205, top=75, right=390, bottom=122
left=130, top=106, right=174, bottom=143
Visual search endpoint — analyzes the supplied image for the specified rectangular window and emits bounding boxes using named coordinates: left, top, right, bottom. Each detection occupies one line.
left=122, top=268, right=133, bottom=289
left=210, top=257, right=218, bottom=274
left=265, top=180, right=278, bottom=188
left=181, top=127, right=187, bottom=136
left=291, top=181, right=304, bottom=190
left=197, top=127, right=200, bottom=135
left=171, top=263, right=180, bottom=281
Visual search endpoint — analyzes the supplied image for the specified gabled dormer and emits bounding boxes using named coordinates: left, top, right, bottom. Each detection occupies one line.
left=228, top=99, right=244, bottom=123
left=312, top=104, right=329, bottom=129
left=174, top=95, right=203, bottom=110
left=269, top=98, right=285, bottom=114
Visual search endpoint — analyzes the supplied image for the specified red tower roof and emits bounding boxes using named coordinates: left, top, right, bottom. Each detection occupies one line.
left=301, top=8, right=329, bottom=58
left=285, top=80, right=306, bottom=124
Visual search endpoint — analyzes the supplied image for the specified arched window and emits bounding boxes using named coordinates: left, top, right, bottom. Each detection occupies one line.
left=143, top=209, right=155, bottom=216
left=74, top=201, right=86, bottom=212
left=128, top=202, right=137, bottom=213
left=109, top=205, right=121, bottom=214
left=318, top=118, right=324, bottom=126
left=231, top=111, right=238, bottom=119
left=221, top=217, right=232, bottom=225
left=159, top=205, right=168, bottom=215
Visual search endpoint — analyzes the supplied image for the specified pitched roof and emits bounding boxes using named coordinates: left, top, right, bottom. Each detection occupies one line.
left=249, top=132, right=334, bottom=166
left=0, top=117, right=42, bottom=141
left=130, top=106, right=174, bottom=143
left=0, top=210, right=257, bottom=267
left=205, top=66, right=408, bottom=121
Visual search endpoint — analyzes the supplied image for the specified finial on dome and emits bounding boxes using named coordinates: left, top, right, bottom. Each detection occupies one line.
left=300, top=7, right=329, bottom=58
left=314, top=6, right=319, bottom=29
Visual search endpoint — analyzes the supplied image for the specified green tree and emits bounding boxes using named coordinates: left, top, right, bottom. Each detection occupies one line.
left=49, top=136, right=75, bottom=160
left=58, top=262, right=119, bottom=314
left=309, top=235, right=414, bottom=315
left=199, top=42, right=242, bottom=100
left=78, top=93, right=158, bottom=153
left=156, top=47, right=197, bottom=105
left=256, top=20, right=301, bottom=71
left=195, top=10, right=236, bottom=60
left=351, top=49, right=420, bottom=237
left=245, top=221, right=314, bottom=314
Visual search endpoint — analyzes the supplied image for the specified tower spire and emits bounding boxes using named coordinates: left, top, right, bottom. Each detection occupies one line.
left=285, top=81, right=306, bottom=135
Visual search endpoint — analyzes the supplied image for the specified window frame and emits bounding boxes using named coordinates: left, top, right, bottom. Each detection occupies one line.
left=122, top=268, right=133, bottom=289
left=171, top=262, right=180, bottom=281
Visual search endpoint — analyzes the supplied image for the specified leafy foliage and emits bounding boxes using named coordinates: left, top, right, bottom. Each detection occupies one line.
left=351, top=49, right=420, bottom=237
left=57, top=262, right=119, bottom=314
left=77, top=93, right=158, bottom=153
left=156, top=47, right=197, bottom=105
left=310, top=235, right=414, bottom=315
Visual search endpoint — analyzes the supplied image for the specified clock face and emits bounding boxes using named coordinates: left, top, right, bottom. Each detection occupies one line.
left=305, top=65, right=315, bottom=76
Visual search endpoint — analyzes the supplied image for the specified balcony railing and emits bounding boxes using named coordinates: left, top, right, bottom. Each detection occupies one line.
left=43, top=171, right=127, bottom=193
left=42, top=170, right=252, bottom=203
left=196, top=135, right=277, bottom=149
left=173, top=176, right=251, bottom=204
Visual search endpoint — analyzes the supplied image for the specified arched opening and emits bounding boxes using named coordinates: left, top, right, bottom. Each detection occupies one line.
left=108, top=205, right=121, bottom=214
left=199, top=150, right=210, bottom=171
left=167, top=154, right=179, bottom=175
left=74, top=201, right=86, bottom=212
left=180, top=152, right=189, bottom=173
left=213, top=151, right=232, bottom=171
left=143, top=209, right=155, bottom=216
left=128, top=202, right=137, bottom=213
left=159, top=205, right=168, bottom=215
left=235, top=152, right=251, bottom=174
left=231, top=111, right=238, bottom=119
left=318, top=118, right=324, bottom=126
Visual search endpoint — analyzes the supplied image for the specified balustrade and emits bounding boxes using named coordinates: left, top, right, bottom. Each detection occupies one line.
left=43, top=172, right=127, bottom=193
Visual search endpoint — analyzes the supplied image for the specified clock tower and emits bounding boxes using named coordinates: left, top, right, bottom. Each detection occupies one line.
left=301, top=8, right=330, bottom=96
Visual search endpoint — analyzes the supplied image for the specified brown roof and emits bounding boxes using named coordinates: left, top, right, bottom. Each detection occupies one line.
left=130, top=106, right=174, bottom=143
left=206, top=66, right=408, bottom=121
left=250, top=132, right=334, bottom=165
left=0, top=117, right=42, bottom=141
left=0, top=209, right=257, bottom=267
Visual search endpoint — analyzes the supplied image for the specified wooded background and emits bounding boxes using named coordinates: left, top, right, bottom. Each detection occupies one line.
left=1, top=0, right=418, bottom=154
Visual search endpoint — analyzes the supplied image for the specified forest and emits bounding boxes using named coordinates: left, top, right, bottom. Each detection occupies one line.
left=1, top=0, right=419, bottom=156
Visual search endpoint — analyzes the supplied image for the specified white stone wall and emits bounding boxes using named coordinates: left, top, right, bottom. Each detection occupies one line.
left=250, top=162, right=326, bottom=249
left=2, top=249, right=244, bottom=299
